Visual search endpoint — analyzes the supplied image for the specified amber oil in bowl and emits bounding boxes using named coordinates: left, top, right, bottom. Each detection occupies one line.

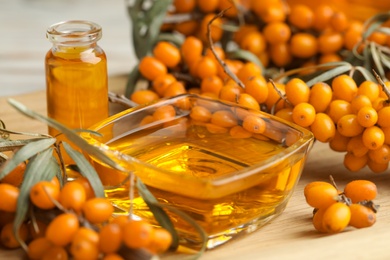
left=81, top=94, right=314, bottom=249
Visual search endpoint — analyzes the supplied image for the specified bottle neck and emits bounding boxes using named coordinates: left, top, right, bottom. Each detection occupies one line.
left=47, top=20, right=102, bottom=47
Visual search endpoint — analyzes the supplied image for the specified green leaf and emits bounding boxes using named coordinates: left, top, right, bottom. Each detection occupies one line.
left=227, top=49, right=265, bottom=72
left=125, top=64, right=141, bottom=97
left=157, top=33, right=185, bottom=47
left=13, top=147, right=57, bottom=249
left=354, top=66, right=376, bottom=82
left=378, top=51, right=390, bottom=69
left=370, top=42, right=385, bottom=78
left=62, top=142, right=105, bottom=198
left=136, top=178, right=179, bottom=250
left=0, top=138, right=56, bottom=180
left=7, top=98, right=126, bottom=173
left=0, top=138, right=48, bottom=152
left=305, top=63, right=352, bottom=87
left=127, top=0, right=173, bottom=60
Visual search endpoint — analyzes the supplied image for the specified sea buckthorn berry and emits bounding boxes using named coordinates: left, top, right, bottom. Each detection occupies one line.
left=190, top=105, right=212, bottom=122
left=332, top=75, right=358, bottom=102
left=181, top=36, right=203, bottom=65
left=263, top=22, right=291, bottom=44
left=349, top=204, right=376, bottom=229
left=70, top=238, right=99, bottom=260
left=304, top=181, right=338, bottom=209
left=347, top=135, right=368, bottom=157
left=240, top=31, right=267, bottom=55
left=337, top=114, right=364, bottom=137
left=275, top=107, right=293, bottom=122
left=219, top=84, right=243, bottom=103
left=195, top=56, right=218, bottom=79
left=242, top=115, right=266, bottom=134
left=237, top=62, right=262, bottom=82
left=152, top=74, right=177, bottom=97
left=330, top=11, right=349, bottom=32
left=290, top=33, right=318, bottom=58
left=201, top=75, right=223, bottom=96
left=292, top=102, right=316, bottom=127
left=229, top=125, right=253, bottom=139
left=260, top=5, right=286, bottom=23
left=130, top=90, right=160, bottom=105
left=146, top=228, right=173, bottom=254
left=41, top=246, right=68, bottom=260
left=238, top=93, right=260, bottom=111
left=0, top=183, right=19, bottom=212
left=74, top=177, right=95, bottom=199
left=265, top=82, right=285, bottom=112
left=153, top=41, right=181, bottom=68
left=317, top=31, right=344, bottom=54
left=343, top=152, right=368, bottom=172
left=367, top=159, right=389, bottom=173
left=329, top=131, right=350, bottom=152
left=30, top=180, right=60, bottom=210
left=27, top=237, right=53, bottom=260
left=377, top=106, right=390, bottom=128
left=309, top=82, right=332, bottom=113
left=382, top=126, right=390, bottom=145
left=285, top=78, right=310, bottom=106
left=139, top=56, right=167, bottom=81
left=82, top=198, right=114, bottom=224
left=357, top=106, right=378, bottom=128
left=362, top=126, right=385, bottom=150
left=318, top=53, right=342, bottom=64
left=322, top=202, right=351, bottom=233
left=46, top=213, right=79, bottom=246
left=173, top=0, right=196, bottom=13
left=372, top=97, right=386, bottom=111
left=288, top=4, right=313, bottom=30
left=344, top=27, right=363, bottom=51
left=206, top=123, right=228, bottom=134
left=358, top=81, right=380, bottom=102
left=123, top=220, right=154, bottom=249
left=98, top=223, right=122, bottom=254
left=103, top=253, right=125, bottom=260
left=211, top=110, right=238, bottom=128
left=199, top=13, right=223, bottom=43
left=313, top=4, right=334, bottom=31
left=344, top=180, right=378, bottom=203
left=312, top=208, right=327, bottom=233
left=0, top=161, right=26, bottom=186
left=163, top=81, right=186, bottom=98
left=350, top=95, right=372, bottom=114
left=174, top=20, right=198, bottom=36
left=368, top=144, right=390, bottom=164
left=0, top=211, right=15, bottom=230
left=310, top=113, right=336, bottom=143
left=269, top=43, right=292, bottom=68
left=243, top=75, right=268, bottom=104
left=59, top=181, right=87, bottom=213
left=327, top=99, right=353, bottom=124
left=0, top=222, right=28, bottom=249
left=153, top=105, right=176, bottom=121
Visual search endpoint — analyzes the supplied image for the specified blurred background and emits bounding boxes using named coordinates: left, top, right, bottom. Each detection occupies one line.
left=0, top=0, right=136, bottom=97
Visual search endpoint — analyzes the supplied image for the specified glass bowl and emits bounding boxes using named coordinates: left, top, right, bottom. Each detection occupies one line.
left=81, top=93, right=314, bottom=249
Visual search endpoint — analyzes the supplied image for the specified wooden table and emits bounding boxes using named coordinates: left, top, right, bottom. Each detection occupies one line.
left=1, top=79, right=390, bottom=260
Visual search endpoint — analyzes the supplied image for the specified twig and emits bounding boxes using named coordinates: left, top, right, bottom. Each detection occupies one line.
left=206, top=8, right=245, bottom=89
left=268, top=79, right=290, bottom=114
left=373, top=69, right=390, bottom=102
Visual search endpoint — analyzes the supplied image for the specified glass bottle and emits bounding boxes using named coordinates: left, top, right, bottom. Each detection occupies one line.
left=45, top=20, right=109, bottom=175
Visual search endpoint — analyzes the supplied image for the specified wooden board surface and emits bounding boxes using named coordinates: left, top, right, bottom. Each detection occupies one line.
left=1, top=85, right=390, bottom=260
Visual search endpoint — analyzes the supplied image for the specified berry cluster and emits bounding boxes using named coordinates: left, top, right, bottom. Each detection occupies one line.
left=0, top=163, right=172, bottom=260
left=304, top=178, right=378, bottom=233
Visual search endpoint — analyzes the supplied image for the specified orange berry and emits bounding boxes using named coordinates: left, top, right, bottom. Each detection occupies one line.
left=0, top=161, right=26, bottom=186
left=242, top=115, right=266, bottom=134
left=30, top=181, right=60, bottom=210
left=200, top=75, right=223, bottom=96
left=173, top=0, right=196, bottom=13
left=285, top=78, right=310, bottom=106
left=146, top=228, right=173, bottom=254
left=122, top=220, right=154, bottom=249
left=310, top=113, right=336, bottom=143
left=329, top=131, right=350, bottom=152
left=304, top=181, right=338, bottom=209
left=347, top=135, right=368, bottom=157
left=130, top=90, right=160, bottom=105
left=0, top=183, right=19, bottom=212
left=317, top=31, right=344, bottom=54
left=330, top=11, right=349, bottom=32
left=337, top=114, right=364, bottom=137
left=344, top=180, right=378, bottom=203
left=327, top=99, right=353, bottom=124
left=288, top=4, right=313, bottom=30
left=237, top=62, right=262, bottom=82
left=27, top=237, right=53, bottom=260
left=357, top=106, right=378, bottom=127
left=46, top=213, right=79, bottom=246
left=358, top=81, right=380, bottom=102
left=332, top=75, right=358, bottom=102
left=244, top=76, right=268, bottom=104
left=99, top=223, right=122, bottom=254
left=269, top=43, right=292, bottom=68
left=0, top=222, right=28, bottom=249
left=238, top=93, right=260, bottom=111
left=73, top=177, right=95, bottom=200
left=82, top=198, right=114, bottom=224
left=322, top=202, right=351, bottom=233
left=139, top=56, right=167, bottom=81
left=377, top=106, right=390, bottom=128
left=153, top=41, right=181, bottom=68
left=290, top=33, right=318, bottom=58
left=343, top=152, right=368, bottom=172
left=263, top=22, right=291, bottom=44
left=153, top=105, right=176, bottom=121
left=274, top=107, right=293, bottom=122
left=59, top=181, right=87, bottom=213
left=240, top=31, right=267, bottom=55
left=350, top=95, right=372, bottom=114
left=362, top=126, right=385, bottom=150
left=349, top=204, right=376, bottom=229
left=292, top=102, right=316, bottom=127
left=195, top=56, right=218, bottom=79
left=368, top=144, right=390, bottom=164
left=309, top=82, right=332, bottom=112
left=229, top=125, right=253, bottom=139
left=163, top=81, right=186, bottom=98
left=313, top=4, right=334, bottom=31
left=312, top=208, right=327, bottom=233
left=181, top=36, right=203, bottom=65
left=190, top=105, right=212, bottom=122
left=41, top=246, right=68, bottom=260
left=211, top=110, right=238, bottom=128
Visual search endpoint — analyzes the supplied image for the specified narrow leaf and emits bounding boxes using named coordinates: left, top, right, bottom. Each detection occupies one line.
left=62, top=142, right=105, bottom=198
left=305, top=64, right=352, bottom=87
left=7, top=99, right=126, bottom=173
left=0, top=138, right=48, bottom=152
left=14, top=148, right=57, bottom=248
left=370, top=42, right=385, bottom=78
left=125, top=64, right=141, bottom=97
left=354, top=66, right=377, bottom=82
left=379, top=52, right=390, bottom=69
left=136, top=178, right=179, bottom=250
left=0, top=138, right=56, bottom=180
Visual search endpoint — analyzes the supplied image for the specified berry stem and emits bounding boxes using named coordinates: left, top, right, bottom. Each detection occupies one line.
left=373, top=69, right=390, bottom=103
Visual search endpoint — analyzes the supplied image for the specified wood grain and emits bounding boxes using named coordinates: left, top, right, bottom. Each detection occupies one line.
left=1, top=86, right=390, bottom=260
